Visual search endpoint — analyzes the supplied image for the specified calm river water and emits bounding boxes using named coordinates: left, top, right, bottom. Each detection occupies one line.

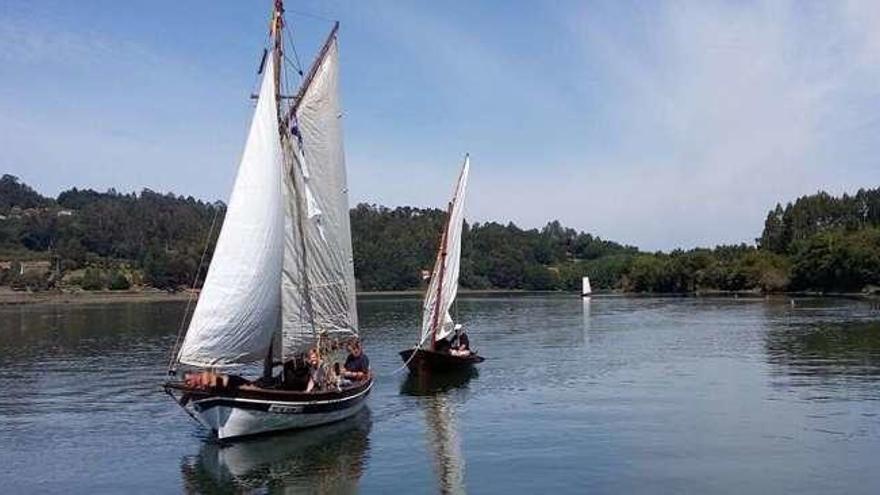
left=1, top=295, right=879, bottom=493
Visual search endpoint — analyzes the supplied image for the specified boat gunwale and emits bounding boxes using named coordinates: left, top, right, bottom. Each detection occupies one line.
left=399, top=348, right=485, bottom=366
left=165, top=376, right=373, bottom=402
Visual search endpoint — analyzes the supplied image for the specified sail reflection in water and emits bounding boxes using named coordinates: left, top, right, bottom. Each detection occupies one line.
left=180, top=410, right=371, bottom=493
left=582, top=296, right=591, bottom=346
left=401, top=371, right=475, bottom=495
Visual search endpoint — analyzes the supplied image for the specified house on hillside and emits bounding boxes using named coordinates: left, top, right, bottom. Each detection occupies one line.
left=18, top=261, right=51, bottom=276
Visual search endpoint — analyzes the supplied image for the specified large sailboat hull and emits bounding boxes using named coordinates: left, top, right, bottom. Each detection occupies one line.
left=167, top=378, right=372, bottom=441
left=399, top=348, right=484, bottom=374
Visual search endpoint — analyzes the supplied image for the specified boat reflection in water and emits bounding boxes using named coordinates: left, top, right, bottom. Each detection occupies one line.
left=582, top=295, right=592, bottom=346
left=180, top=409, right=371, bottom=493
left=401, top=370, right=475, bottom=495
left=401, top=367, right=477, bottom=397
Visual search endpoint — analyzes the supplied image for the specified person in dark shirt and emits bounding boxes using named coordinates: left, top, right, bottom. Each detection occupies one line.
left=343, top=340, right=370, bottom=382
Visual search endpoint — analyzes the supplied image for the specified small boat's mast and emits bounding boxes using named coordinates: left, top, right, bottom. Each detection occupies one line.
left=429, top=200, right=454, bottom=351
left=428, top=157, right=468, bottom=351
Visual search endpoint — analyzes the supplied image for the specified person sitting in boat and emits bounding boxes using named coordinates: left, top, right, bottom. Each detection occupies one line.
left=305, top=348, right=329, bottom=393
left=343, top=340, right=370, bottom=382
left=184, top=370, right=249, bottom=391
left=449, top=324, right=471, bottom=357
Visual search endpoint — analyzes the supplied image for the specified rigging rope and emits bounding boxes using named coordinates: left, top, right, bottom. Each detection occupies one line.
left=283, top=23, right=305, bottom=78
left=166, top=205, right=221, bottom=374
left=392, top=322, right=435, bottom=374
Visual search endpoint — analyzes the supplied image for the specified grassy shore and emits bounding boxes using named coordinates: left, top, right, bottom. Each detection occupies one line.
left=0, top=288, right=571, bottom=306
left=0, top=287, right=196, bottom=306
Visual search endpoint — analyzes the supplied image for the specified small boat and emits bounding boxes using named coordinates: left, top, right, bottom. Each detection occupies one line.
left=400, top=156, right=483, bottom=372
left=399, top=347, right=484, bottom=373
left=582, top=276, right=592, bottom=297
left=164, top=1, right=370, bottom=440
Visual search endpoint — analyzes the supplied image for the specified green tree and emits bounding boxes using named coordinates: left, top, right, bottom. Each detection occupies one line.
left=81, top=268, right=105, bottom=291
left=108, top=270, right=131, bottom=290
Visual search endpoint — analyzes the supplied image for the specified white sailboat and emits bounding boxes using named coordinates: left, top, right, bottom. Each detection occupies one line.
left=582, top=276, right=592, bottom=297
left=164, top=1, right=371, bottom=440
left=399, top=155, right=484, bottom=372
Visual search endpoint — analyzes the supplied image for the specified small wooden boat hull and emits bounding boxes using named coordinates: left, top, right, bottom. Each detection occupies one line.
left=166, top=378, right=372, bottom=441
left=399, top=348, right=484, bottom=373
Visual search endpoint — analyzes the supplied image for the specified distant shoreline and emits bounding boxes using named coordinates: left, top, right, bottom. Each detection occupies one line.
left=0, top=288, right=564, bottom=306
left=0, top=287, right=876, bottom=307
left=0, top=288, right=196, bottom=306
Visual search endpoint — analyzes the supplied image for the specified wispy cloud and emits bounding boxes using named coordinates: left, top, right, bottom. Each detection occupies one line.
left=479, top=0, right=880, bottom=250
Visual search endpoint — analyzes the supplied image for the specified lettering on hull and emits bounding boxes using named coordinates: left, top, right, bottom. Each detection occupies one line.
left=268, top=404, right=305, bottom=414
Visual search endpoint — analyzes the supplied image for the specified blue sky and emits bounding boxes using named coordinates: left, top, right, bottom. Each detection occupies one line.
left=1, top=1, right=878, bottom=250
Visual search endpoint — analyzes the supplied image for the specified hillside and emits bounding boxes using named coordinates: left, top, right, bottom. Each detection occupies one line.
left=0, top=174, right=877, bottom=294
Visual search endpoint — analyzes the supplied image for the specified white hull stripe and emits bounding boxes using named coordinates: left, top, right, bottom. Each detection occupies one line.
left=193, top=382, right=372, bottom=415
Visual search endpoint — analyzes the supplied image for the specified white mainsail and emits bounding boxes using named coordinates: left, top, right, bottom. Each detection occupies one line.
left=420, top=156, right=470, bottom=345
left=281, top=36, right=358, bottom=357
left=177, top=57, right=285, bottom=367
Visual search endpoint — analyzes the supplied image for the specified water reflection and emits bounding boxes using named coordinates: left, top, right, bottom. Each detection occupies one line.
left=582, top=296, right=591, bottom=346
left=181, top=410, right=372, bottom=493
left=0, top=302, right=182, bottom=365
left=763, top=299, right=880, bottom=400
left=401, top=372, right=473, bottom=495
left=766, top=320, right=880, bottom=379
left=400, top=368, right=477, bottom=396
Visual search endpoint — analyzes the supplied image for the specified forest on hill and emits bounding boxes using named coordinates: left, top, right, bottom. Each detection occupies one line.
left=0, top=173, right=878, bottom=294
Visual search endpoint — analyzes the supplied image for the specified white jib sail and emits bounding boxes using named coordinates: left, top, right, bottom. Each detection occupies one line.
left=582, top=276, right=592, bottom=296
left=282, top=37, right=358, bottom=357
left=421, top=155, right=470, bottom=345
left=177, top=57, right=284, bottom=367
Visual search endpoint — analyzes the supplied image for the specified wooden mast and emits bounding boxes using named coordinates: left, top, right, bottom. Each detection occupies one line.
left=429, top=201, right=454, bottom=351
left=263, top=0, right=285, bottom=379
left=272, top=0, right=284, bottom=120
